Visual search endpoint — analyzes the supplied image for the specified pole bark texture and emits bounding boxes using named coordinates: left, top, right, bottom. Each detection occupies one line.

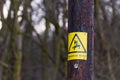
left=68, top=0, right=94, bottom=80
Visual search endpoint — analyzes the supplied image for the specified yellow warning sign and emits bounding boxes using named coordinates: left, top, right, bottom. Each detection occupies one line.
left=68, top=32, right=87, bottom=61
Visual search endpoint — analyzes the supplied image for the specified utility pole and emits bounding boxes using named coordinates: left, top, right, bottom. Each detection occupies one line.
left=68, top=0, right=94, bottom=80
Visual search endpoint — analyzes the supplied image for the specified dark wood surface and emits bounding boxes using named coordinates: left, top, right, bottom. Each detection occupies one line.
left=68, top=0, right=94, bottom=80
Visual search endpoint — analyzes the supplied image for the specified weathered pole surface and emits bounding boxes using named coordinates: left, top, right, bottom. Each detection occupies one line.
left=68, top=0, right=94, bottom=80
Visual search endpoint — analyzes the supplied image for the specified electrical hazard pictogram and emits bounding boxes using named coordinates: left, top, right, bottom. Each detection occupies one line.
left=68, top=32, right=88, bottom=61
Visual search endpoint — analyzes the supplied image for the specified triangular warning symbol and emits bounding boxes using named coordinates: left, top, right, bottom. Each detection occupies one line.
left=68, top=34, right=87, bottom=53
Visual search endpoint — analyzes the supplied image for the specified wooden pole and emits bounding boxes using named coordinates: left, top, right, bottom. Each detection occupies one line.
left=67, top=0, right=94, bottom=80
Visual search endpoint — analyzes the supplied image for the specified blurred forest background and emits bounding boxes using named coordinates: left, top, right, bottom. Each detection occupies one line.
left=0, top=0, right=120, bottom=80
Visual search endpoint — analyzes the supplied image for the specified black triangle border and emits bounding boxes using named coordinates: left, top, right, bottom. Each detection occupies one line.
left=68, top=34, right=87, bottom=53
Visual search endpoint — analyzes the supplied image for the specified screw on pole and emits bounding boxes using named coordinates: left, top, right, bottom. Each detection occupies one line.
left=67, top=0, right=94, bottom=80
